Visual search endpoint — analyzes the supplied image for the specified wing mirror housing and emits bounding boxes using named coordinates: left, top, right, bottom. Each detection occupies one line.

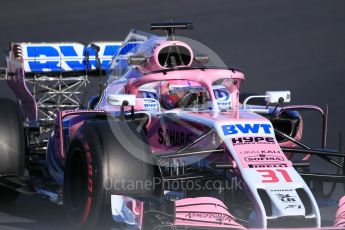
left=194, top=55, right=209, bottom=64
left=243, top=91, right=291, bottom=113
left=265, top=91, right=291, bottom=104
left=107, top=94, right=136, bottom=106
left=127, top=55, right=147, bottom=66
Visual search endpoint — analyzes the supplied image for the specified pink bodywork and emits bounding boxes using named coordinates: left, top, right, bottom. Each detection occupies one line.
left=97, top=68, right=305, bottom=228
left=335, top=196, right=345, bottom=227
left=6, top=58, right=37, bottom=121
left=62, top=66, right=309, bottom=229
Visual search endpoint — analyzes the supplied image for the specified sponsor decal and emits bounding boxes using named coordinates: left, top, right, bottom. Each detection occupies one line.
left=270, top=189, right=293, bottom=192
left=22, top=42, right=140, bottom=72
left=261, top=150, right=281, bottom=154
left=214, top=89, right=231, bottom=110
left=222, top=123, right=272, bottom=136
left=240, top=150, right=260, bottom=154
left=230, top=134, right=289, bottom=169
left=249, top=163, right=288, bottom=168
left=214, top=89, right=230, bottom=101
left=275, top=193, right=303, bottom=210
left=24, top=44, right=120, bottom=71
left=240, top=150, right=282, bottom=154
left=184, top=213, right=234, bottom=224
left=217, top=101, right=231, bottom=109
left=276, top=193, right=297, bottom=203
left=285, top=204, right=302, bottom=209
left=244, top=154, right=284, bottom=162
left=143, top=102, right=158, bottom=111
left=257, top=169, right=293, bottom=183
left=158, top=128, right=193, bottom=147
left=231, top=137, right=275, bottom=145
left=163, top=190, right=185, bottom=201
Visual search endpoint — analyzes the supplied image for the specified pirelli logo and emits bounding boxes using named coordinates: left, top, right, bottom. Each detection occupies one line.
left=248, top=163, right=288, bottom=168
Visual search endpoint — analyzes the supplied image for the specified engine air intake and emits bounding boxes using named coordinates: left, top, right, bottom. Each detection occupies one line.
left=157, top=45, right=192, bottom=68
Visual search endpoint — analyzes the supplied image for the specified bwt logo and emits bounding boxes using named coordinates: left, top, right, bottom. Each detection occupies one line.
left=25, top=45, right=120, bottom=71
left=214, top=89, right=231, bottom=109
left=214, top=89, right=230, bottom=101
left=222, top=123, right=272, bottom=135
left=143, top=102, right=158, bottom=111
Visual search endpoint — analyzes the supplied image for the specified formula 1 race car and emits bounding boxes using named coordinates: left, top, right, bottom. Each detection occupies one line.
left=0, top=22, right=345, bottom=229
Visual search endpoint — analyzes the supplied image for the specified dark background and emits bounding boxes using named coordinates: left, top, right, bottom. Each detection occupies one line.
left=0, top=0, right=345, bottom=229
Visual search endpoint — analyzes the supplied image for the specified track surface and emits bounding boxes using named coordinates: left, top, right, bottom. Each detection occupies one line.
left=0, top=0, right=345, bottom=229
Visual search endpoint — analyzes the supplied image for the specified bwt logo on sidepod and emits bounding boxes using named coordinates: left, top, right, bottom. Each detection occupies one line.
left=222, top=123, right=273, bottom=136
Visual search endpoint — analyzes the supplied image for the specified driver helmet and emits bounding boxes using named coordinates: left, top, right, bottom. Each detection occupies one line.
left=159, top=80, right=195, bottom=110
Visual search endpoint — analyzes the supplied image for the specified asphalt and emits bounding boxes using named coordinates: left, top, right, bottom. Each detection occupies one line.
left=0, top=0, right=345, bottom=229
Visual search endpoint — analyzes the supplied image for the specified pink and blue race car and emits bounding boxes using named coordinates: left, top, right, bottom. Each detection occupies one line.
left=0, top=22, right=345, bottom=229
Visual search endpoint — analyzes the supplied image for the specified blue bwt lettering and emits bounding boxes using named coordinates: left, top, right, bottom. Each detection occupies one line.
left=222, top=123, right=272, bottom=135
left=26, top=44, right=122, bottom=72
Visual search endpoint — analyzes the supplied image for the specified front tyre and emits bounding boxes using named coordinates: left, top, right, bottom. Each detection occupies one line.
left=63, top=120, right=159, bottom=229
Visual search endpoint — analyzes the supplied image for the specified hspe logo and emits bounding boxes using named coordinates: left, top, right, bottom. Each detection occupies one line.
left=232, top=136, right=275, bottom=144
left=222, top=123, right=272, bottom=136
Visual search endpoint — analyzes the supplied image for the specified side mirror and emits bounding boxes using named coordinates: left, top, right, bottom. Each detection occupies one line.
left=127, top=55, right=147, bottom=66
left=194, top=55, right=209, bottom=64
left=107, top=94, right=136, bottom=106
left=265, top=91, right=291, bottom=104
left=243, top=90, right=291, bottom=113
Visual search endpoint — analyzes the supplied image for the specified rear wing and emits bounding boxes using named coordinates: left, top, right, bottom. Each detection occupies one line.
left=4, top=40, right=146, bottom=123
left=4, top=42, right=121, bottom=123
left=8, top=42, right=122, bottom=74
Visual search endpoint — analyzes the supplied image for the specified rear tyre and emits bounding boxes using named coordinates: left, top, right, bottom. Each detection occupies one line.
left=0, top=99, right=24, bottom=204
left=64, top=120, right=159, bottom=229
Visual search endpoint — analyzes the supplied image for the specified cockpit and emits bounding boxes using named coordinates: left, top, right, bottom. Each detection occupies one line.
left=99, top=25, right=244, bottom=113
left=134, top=77, right=242, bottom=112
